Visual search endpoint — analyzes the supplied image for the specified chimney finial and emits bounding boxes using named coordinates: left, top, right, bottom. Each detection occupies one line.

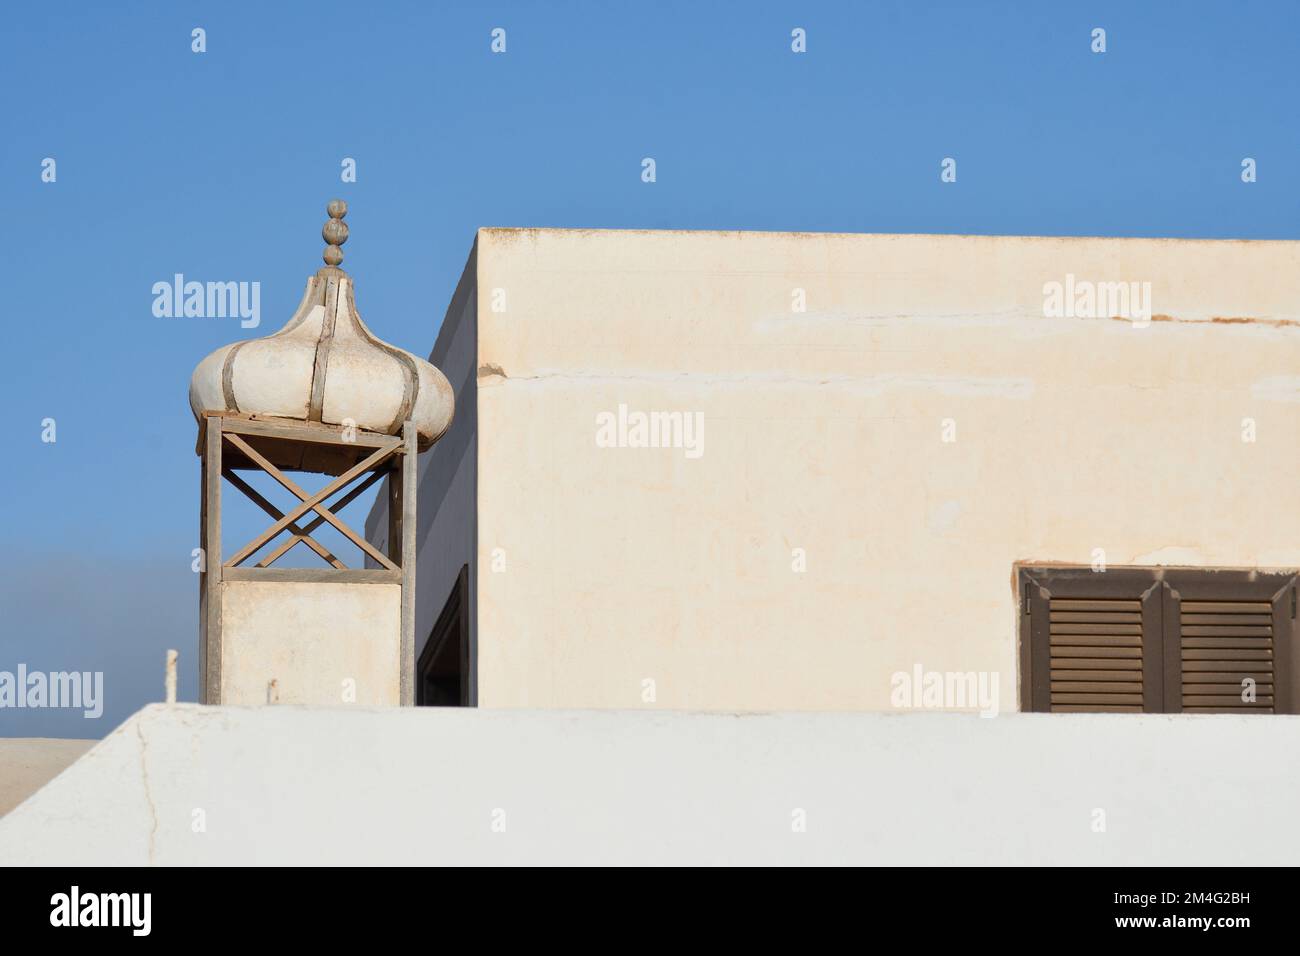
left=322, top=199, right=348, bottom=268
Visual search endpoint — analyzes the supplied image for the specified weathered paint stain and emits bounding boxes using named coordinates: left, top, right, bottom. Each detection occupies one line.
left=476, top=368, right=1034, bottom=397
left=1107, top=313, right=1300, bottom=329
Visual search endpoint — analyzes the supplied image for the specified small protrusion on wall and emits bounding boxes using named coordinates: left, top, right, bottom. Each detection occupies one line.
left=164, top=650, right=178, bottom=705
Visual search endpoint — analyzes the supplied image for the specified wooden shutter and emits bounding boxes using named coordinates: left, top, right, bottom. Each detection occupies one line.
left=1021, top=569, right=1163, bottom=713
left=1163, top=571, right=1296, bottom=714
left=1020, top=567, right=1297, bottom=714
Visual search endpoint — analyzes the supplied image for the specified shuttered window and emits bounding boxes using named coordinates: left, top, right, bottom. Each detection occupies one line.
left=1019, top=568, right=1296, bottom=714
left=1179, top=599, right=1275, bottom=712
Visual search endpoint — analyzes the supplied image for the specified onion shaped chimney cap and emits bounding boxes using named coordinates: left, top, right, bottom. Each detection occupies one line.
left=189, top=200, right=454, bottom=449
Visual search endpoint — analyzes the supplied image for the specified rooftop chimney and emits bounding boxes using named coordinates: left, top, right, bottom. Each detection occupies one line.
left=189, top=201, right=454, bottom=706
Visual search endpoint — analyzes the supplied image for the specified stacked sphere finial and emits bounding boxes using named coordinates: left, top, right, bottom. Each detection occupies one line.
left=322, top=199, right=349, bottom=267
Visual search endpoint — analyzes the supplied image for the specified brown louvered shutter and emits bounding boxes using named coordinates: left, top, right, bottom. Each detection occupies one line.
left=1021, top=568, right=1162, bottom=713
left=1021, top=567, right=1297, bottom=714
left=1163, top=571, right=1296, bottom=714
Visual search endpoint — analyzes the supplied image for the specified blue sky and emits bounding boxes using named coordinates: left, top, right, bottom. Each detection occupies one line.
left=2, top=0, right=1297, bottom=736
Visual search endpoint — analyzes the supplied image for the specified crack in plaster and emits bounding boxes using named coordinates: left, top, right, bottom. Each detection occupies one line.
left=136, top=719, right=159, bottom=863
left=1124, top=314, right=1300, bottom=329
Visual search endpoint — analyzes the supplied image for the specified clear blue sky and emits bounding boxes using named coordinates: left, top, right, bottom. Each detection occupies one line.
left=2, top=0, right=1296, bottom=736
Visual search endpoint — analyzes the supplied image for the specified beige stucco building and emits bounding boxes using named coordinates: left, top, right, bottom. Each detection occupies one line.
left=8, top=227, right=1300, bottom=867
left=368, top=228, right=1300, bottom=715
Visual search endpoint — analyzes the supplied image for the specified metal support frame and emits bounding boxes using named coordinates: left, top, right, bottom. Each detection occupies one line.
left=197, top=412, right=418, bottom=705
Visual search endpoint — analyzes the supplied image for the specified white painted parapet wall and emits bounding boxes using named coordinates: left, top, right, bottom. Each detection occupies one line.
left=1, top=704, right=1297, bottom=865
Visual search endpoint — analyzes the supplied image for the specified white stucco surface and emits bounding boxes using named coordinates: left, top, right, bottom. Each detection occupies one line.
left=220, top=581, right=401, bottom=706
left=190, top=272, right=454, bottom=446
left=1, top=704, right=1297, bottom=865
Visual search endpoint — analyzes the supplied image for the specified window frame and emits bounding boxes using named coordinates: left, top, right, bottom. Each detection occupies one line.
left=1018, top=565, right=1297, bottom=714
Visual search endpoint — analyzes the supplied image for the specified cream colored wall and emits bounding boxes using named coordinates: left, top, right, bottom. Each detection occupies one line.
left=220, top=581, right=400, bottom=706
left=367, top=243, right=480, bottom=692
left=471, top=229, right=1300, bottom=712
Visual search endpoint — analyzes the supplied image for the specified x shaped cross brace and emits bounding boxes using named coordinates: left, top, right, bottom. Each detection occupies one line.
left=222, top=433, right=400, bottom=571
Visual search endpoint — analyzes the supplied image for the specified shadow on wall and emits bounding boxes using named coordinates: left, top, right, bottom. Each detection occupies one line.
left=0, top=554, right=196, bottom=738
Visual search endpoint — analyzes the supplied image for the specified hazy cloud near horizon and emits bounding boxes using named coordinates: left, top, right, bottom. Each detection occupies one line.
left=0, top=554, right=196, bottom=738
